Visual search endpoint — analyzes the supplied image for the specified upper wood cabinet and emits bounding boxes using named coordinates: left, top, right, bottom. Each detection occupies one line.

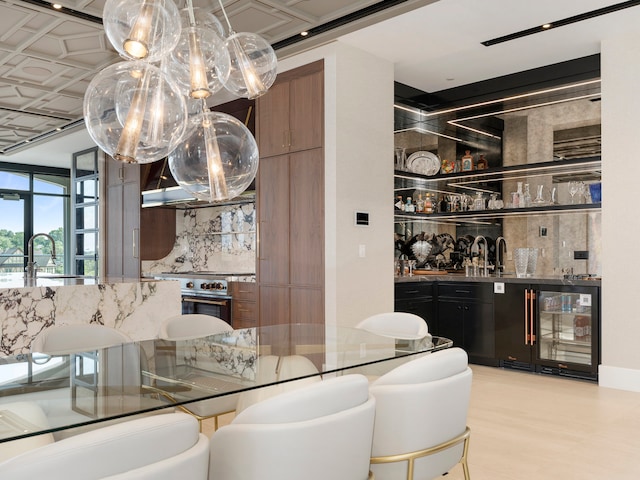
left=257, top=60, right=323, bottom=157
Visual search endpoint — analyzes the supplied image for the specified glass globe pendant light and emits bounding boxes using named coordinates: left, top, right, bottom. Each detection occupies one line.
left=168, top=2, right=230, bottom=100
left=102, top=0, right=181, bottom=62
left=168, top=105, right=259, bottom=202
left=83, top=61, right=187, bottom=164
left=217, top=0, right=277, bottom=99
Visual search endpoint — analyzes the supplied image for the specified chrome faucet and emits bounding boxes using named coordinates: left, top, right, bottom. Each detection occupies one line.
left=471, top=235, right=490, bottom=277
left=496, top=236, right=508, bottom=275
left=25, top=233, right=57, bottom=279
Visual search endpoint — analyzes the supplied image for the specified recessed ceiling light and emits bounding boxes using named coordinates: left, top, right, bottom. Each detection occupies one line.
left=300, top=31, right=309, bottom=36
left=542, top=23, right=552, bottom=29
left=52, top=3, right=62, bottom=9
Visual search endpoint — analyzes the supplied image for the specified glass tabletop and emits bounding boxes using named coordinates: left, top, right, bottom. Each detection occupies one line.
left=0, top=323, right=451, bottom=444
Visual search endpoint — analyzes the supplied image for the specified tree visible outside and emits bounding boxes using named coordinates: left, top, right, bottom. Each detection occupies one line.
left=0, top=228, right=63, bottom=274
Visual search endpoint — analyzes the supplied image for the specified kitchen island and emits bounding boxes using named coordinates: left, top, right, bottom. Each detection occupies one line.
left=0, top=274, right=181, bottom=356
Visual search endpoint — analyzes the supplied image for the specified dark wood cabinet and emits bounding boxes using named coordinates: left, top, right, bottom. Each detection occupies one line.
left=256, top=61, right=325, bottom=327
left=257, top=60, right=323, bottom=158
left=436, top=282, right=496, bottom=365
left=394, top=282, right=435, bottom=333
left=229, top=282, right=257, bottom=329
left=494, top=282, right=533, bottom=367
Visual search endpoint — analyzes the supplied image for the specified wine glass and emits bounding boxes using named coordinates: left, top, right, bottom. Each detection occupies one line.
left=568, top=181, right=580, bottom=204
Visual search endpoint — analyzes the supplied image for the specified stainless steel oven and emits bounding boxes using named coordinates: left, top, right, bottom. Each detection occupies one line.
left=153, top=273, right=240, bottom=327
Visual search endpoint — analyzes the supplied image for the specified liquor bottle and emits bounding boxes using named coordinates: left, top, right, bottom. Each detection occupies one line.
left=461, top=150, right=474, bottom=171
left=424, top=194, right=433, bottom=214
left=476, top=154, right=488, bottom=170
left=405, top=196, right=414, bottom=212
left=416, top=193, right=425, bottom=213
left=395, top=195, right=405, bottom=211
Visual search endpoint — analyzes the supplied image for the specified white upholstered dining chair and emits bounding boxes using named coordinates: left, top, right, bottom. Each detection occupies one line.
left=368, top=347, right=472, bottom=480
left=155, top=314, right=236, bottom=430
left=234, top=354, right=321, bottom=413
left=208, top=374, right=376, bottom=480
left=355, top=312, right=429, bottom=339
left=0, top=401, right=55, bottom=462
left=158, top=314, right=233, bottom=341
left=0, top=412, right=209, bottom=480
left=31, top=323, right=133, bottom=355
left=353, top=312, right=431, bottom=380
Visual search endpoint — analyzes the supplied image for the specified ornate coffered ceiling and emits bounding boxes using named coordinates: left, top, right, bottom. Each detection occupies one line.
left=0, top=0, right=434, bottom=156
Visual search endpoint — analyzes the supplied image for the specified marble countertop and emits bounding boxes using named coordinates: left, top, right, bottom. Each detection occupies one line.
left=395, top=273, right=601, bottom=287
left=0, top=273, right=163, bottom=290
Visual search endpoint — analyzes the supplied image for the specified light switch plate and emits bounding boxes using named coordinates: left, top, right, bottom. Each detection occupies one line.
left=494, top=282, right=505, bottom=294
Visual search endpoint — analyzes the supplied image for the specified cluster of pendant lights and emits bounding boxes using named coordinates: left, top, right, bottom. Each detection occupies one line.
left=83, top=0, right=278, bottom=202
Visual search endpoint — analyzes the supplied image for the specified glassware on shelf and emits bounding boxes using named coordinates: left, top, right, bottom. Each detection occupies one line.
left=550, top=186, right=558, bottom=204
left=407, top=260, right=417, bottom=277
left=526, top=248, right=539, bottom=277
left=522, top=183, right=532, bottom=208
left=568, top=181, right=580, bottom=204
left=394, top=147, right=406, bottom=170
left=472, top=192, right=485, bottom=211
left=533, top=184, right=547, bottom=205
left=514, top=248, right=529, bottom=278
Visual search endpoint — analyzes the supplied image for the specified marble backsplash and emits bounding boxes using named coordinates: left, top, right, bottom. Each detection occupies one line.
left=142, top=203, right=256, bottom=275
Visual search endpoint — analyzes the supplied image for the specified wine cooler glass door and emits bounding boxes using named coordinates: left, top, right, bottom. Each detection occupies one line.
left=537, top=289, right=595, bottom=369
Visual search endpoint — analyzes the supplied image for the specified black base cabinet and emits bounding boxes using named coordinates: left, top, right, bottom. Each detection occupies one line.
left=495, top=282, right=534, bottom=370
left=396, top=279, right=599, bottom=379
left=394, top=282, right=436, bottom=333
left=437, top=282, right=497, bottom=366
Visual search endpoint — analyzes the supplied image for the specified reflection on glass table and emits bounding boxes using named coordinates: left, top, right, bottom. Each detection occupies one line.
left=0, top=324, right=452, bottom=444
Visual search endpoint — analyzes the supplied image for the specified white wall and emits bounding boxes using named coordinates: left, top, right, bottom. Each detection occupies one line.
left=278, top=41, right=395, bottom=328
left=599, top=30, right=640, bottom=391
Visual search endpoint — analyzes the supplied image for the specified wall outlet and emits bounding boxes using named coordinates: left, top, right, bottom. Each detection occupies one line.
left=574, top=250, right=589, bottom=260
left=539, top=226, right=547, bottom=237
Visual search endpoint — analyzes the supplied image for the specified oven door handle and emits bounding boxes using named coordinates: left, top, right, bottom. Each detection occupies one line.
left=182, top=297, right=228, bottom=306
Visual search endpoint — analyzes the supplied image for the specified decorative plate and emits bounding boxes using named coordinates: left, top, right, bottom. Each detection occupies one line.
left=406, top=151, right=441, bottom=176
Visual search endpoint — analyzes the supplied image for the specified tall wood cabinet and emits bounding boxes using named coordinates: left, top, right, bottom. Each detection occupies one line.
left=104, top=157, right=176, bottom=278
left=105, top=157, right=141, bottom=278
left=256, top=60, right=324, bottom=326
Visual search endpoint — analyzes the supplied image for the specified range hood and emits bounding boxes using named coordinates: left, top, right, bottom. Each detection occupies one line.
left=141, top=98, right=256, bottom=208
left=141, top=159, right=255, bottom=208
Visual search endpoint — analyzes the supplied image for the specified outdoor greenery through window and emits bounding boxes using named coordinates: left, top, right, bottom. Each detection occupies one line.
left=0, top=163, right=70, bottom=276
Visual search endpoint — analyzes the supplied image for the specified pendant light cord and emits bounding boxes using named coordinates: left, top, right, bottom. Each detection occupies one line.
left=186, top=0, right=196, bottom=27
left=217, top=0, right=234, bottom=33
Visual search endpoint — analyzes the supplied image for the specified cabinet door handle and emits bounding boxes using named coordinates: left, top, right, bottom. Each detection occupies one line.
left=524, top=289, right=529, bottom=345
left=132, top=228, right=139, bottom=259
left=530, top=290, right=536, bottom=344
left=455, top=289, right=471, bottom=294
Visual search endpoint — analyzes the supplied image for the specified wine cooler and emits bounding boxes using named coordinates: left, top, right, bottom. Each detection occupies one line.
left=495, top=283, right=600, bottom=380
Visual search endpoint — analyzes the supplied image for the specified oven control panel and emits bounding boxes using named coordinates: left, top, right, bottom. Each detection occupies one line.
left=154, top=275, right=229, bottom=297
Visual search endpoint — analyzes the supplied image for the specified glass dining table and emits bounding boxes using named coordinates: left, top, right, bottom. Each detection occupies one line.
left=0, top=323, right=452, bottom=445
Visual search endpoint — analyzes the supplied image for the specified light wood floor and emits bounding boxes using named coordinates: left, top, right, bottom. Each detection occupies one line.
left=203, top=365, right=640, bottom=479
